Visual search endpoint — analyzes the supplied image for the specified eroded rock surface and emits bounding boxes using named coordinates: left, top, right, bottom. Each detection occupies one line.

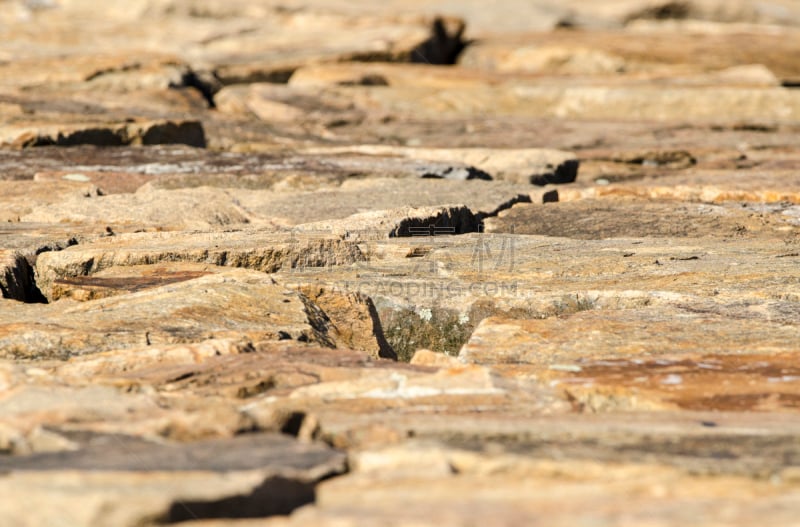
left=2, top=1, right=800, bottom=526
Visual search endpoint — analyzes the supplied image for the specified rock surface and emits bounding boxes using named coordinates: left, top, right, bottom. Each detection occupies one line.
left=2, top=1, right=800, bottom=526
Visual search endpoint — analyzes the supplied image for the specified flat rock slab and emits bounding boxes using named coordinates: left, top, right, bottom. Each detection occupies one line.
left=251, top=388, right=800, bottom=475
left=229, top=82, right=800, bottom=123
left=295, top=205, right=482, bottom=242
left=9, top=177, right=543, bottom=234
left=462, top=28, right=800, bottom=78
left=0, top=145, right=515, bottom=193
left=226, top=178, right=543, bottom=227
left=305, top=145, right=578, bottom=185
left=48, top=340, right=385, bottom=397
left=33, top=229, right=365, bottom=300
left=0, top=432, right=345, bottom=526
left=0, top=432, right=343, bottom=473
left=21, top=186, right=253, bottom=231
left=0, top=4, right=442, bottom=78
left=50, top=262, right=218, bottom=302
left=543, top=351, right=800, bottom=412
left=0, top=267, right=335, bottom=359
left=260, top=453, right=800, bottom=527
left=485, top=199, right=800, bottom=239
left=560, top=172, right=800, bottom=204
left=459, top=308, right=800, bottom=366
left=0, top=381, right=245, bottom=448
left=0, top=340, right=377, bottom=450
left=0, top=179, right=100, bottom=222
left=47, top=264, right=391, bottom=358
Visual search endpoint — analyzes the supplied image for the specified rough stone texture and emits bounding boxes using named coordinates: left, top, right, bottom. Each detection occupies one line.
left=0, top=432, right=346, bottom=526
left=3, top=1, right=800, bottom=526
left=305, top=145, right=579, bottom=185
left=0, top=267, right=337, bottom=359
left=33, top=229, right=366, bottom=300
left=460, top=308, right=800, bottom=366
left=224, top=178, right=543, bottom=227
left=486, top=198, right=800, bottom=239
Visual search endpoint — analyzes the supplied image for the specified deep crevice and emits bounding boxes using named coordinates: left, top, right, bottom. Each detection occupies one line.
left=170, top=69, right=221, bottom=108
left=410, top=17, right=471, bottom=65
left=279, top=412, right=308, bottom=437
left=0, top=253, right=47, bottom=304
left=161, top=475, right=317, bottom=523
left=2, top=238, right=79, bottom=304
left=529, top=159, right=580, bottom=186
left=478, top=193, right=534, bottom=222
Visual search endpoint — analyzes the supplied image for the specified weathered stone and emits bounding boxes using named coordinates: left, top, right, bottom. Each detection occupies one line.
left=0, top=179, right=100, bottom=222
left=219, top=78, right=800, bottom=130
left=49, top=262, right=218, bottom=302
left=5, top=1, right=800, bottom=525
left=459, top=308, right=800, bottom=367
left=296, top=286, right=396, bottom=360
left=225, top=178, right=539, bottom=227
left=33, top=229, right=365, bottom=300
left=33, top=170, right=161, bottom=194
left=485, top=199, right=800, bottom=239
left=305, top=145, right=579, bottom=185
left=0, top=52, right=190, bottom=90
left=295, top=205, right=481, bottom=242
left=201, top=14, right=445, bottom=84
left=50, top=340, right=393, bottom=402
left=288, top=62, right=505, bottom=90
left=259, top=447, right=800, bottom=527
left=559, top=176, right=800, bottom=204
left=0, top=267, right=337, bottom=359
left=547, top=351, right=800, bottom=412
left=0, top=433, right=345, bottom=526
left=275, top=232, right=800, bottom=361
left=21, top=185, right=252, bottom=231
left=461, top=27, right=800, bottom=79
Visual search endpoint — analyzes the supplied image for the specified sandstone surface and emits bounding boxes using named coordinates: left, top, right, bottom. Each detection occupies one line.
left=2, top=0, right=800, bottom=525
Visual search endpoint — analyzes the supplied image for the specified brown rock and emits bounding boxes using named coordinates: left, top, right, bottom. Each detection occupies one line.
left=0, top=179, right=100, bottom=222
left=34, top=229, right=365, bottom=300
left=0, top=433, right=345, bottom=526
left=0, top=267, right=337, bottom=359
left=50, top=263, right=217, bottom=302
left=296, top=285, right=396, bottom=360
left=305, top=145, right=579, bottom=185
left=485, top=199, right=800, bottom=239
left=4, top=2, right=800, bottom=525
left=459, top=308, right=800, bottom=367
left=21, top=185, right=252, bottom=231
left=226, top=178, right=540, bottom=227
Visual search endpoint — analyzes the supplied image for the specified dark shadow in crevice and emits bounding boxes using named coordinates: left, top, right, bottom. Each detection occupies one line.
left=366, top=296, right=398, bottom=360
left=410, top=17, right=471, bottom=65
left=0, top=254, right=47, bottom=304
left=279, top=412, right=308, bottom=437
left=529, top=159, right=580, bottom=186
left=161, top=476, right=316, bottom=523
left=173, top=70, right=221, bottom=108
